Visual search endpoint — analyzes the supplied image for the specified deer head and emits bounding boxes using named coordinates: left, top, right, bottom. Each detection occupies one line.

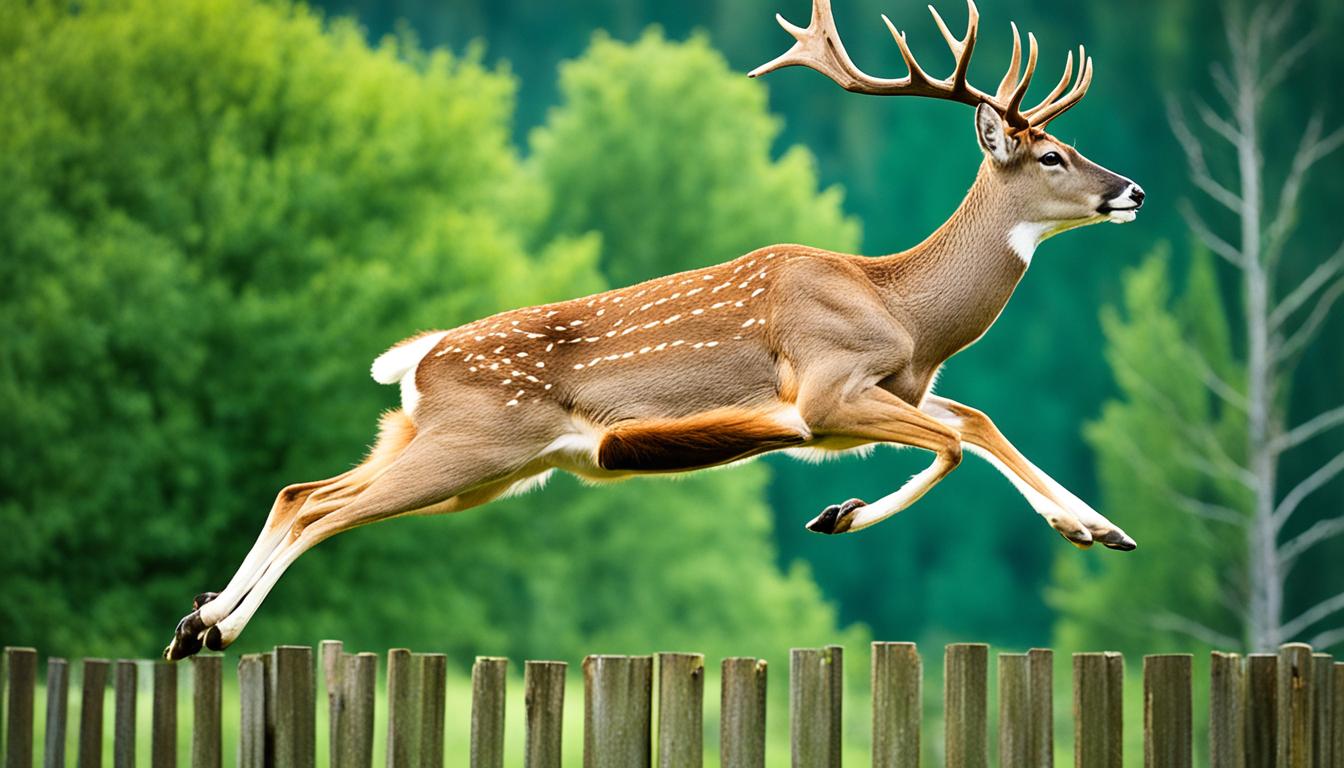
left=750, top=0, right=1144, bottom=244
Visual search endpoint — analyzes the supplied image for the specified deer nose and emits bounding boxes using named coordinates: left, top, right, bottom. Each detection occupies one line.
left=1128, top=184, right=1145, bottom=207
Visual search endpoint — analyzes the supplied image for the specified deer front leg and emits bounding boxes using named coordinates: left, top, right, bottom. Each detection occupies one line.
left=799, top=385, right=963, bottom=534
left=921, top=394, right=1135, bottom=550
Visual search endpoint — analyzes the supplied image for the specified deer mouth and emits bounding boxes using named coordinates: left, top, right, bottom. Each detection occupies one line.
left=1099, top=204, right=1140, bottom=223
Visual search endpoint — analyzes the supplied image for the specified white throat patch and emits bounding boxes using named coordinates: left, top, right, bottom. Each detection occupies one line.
left=1008, top=222, right=1052, bottom=265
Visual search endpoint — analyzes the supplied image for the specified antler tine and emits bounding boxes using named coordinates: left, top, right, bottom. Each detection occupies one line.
left=1028, top=48, right=1092, bottom=128
left=995, top=22, right=1023, bottom=102
left=748, top=0, right=909, bottom=92
left=1024, top=49, right=1073, bottom=116
left=882, top=14, right=935, bottom=86
left=1001, top=32, right=1038, bottom=124
left=928, top=0, right=979, bottom=90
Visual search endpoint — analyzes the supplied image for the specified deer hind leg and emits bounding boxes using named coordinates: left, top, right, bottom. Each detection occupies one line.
left=921, top=394, right=1135, bottom=550
left=799, top=385, right=963, bottom=535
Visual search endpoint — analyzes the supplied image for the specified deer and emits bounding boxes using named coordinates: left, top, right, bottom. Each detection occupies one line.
left=165, top=0, right=1145, bottom=660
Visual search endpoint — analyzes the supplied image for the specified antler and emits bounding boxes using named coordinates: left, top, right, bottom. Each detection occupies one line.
left=749, top=0, right=1092, bottom=131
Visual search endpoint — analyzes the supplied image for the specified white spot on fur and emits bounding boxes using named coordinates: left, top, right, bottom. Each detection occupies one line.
left=1008, top=222, right=1051, bottom=265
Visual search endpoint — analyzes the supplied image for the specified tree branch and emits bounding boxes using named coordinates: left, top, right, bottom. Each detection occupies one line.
left=1153, top=612, right=1241, bottom=649
left=1268, top=244, right=1344, bottom=330
left=1271, top=404, right=1344, bottom=453
left=1307, top=625, right=1344, bottom=652
left=1260, top=30, right=1319, bottom=91
left=1195, top=97, right=1243, bottom=145
left=1181, top=201, right=1245, bottom=268
left=1280, top=590, right=1344, bottom=639
left=1279, top=515, right=1344, bottom=567
left=1273, top=449, right=1344, bottom=527
left=1168, top=100, right=1243, bottom=213
left=1276, top=275, right=1344, bottom=364
left=1193, top=351, right=1248, bottom=412
left=1265, top=119, right=1344, bottom=267
left=1172, top=491, right=1247, bottom=525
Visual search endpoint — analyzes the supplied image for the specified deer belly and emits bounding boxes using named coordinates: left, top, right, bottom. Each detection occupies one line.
left=589, top=407, right=807, bottom=472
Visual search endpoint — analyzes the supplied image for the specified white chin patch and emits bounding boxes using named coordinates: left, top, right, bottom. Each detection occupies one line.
left=1107, top=209, right=1137, bottom=223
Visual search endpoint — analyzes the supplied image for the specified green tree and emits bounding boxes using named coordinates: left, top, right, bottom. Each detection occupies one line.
left=529, top=27, right=858, bottom=286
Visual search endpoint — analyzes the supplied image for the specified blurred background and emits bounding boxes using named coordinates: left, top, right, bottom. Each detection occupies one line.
left=2, top=0, right=1342, bottom=759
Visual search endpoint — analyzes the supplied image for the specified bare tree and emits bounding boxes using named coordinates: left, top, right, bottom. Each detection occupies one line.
left=1169, top=3, right=1344, bottom=650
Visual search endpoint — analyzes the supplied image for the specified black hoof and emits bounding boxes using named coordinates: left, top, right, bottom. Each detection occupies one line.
left=193, top=592, right=219, bottom=610
left=806, top=498, right=865, bottom=535
left=204, top=626, right=225, bottom=651
left=1096, top=529, right=1137, bottom=551
left=165, top=610, right=207, bottom=661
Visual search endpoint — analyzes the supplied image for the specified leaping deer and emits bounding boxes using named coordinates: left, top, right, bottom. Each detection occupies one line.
left=166, top=0, right=1145, bottom=659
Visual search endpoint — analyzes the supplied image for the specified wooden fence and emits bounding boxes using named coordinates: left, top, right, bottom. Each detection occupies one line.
left=2, top=640, right=1342, bottom=767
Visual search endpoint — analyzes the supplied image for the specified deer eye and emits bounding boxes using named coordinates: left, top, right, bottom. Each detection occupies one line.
left=1039, top=151, right=1065, bottom=167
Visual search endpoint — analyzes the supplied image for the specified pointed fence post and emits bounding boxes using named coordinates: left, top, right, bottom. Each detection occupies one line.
left=719, top=658, right=766, bottom=768
left=1208, top=652, right=1245, bottom=768
left=43, top=658, right=68, bottom=768
left=657, top=653, right=704, bottom=768
left=470, top=657, right=507, bottom=768
left=524, top=661, right=566, bottom=768
left=583, top=655, right=652, bottom=768
left=871, top=643, right=919, bottom=768
left=191, top=656, right=222, bottom=768
left=1143, top=654, right=1191, bottom=768
left=1073, top=652, right=1123, bottom=768
left=77, top=659, right=110, bottom=768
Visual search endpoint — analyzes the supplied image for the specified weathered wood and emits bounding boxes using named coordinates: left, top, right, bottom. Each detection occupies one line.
left=1246, top=654, right=1277, bottom=768
left=1027, top=648, right=1054, bottom=768
left=112, top=660, right=136, bottom=768
left=76, top=659, right=109, bottom=768
left=1277, top=643, right=1314, bottom=768
left=273, top=646, right=314, bottom=768
left=523, top=661, right=566, bottom=768
left=151, top=661, right=178, bottom=768
left=657, top=653, right=704, bottom=768
left=238, top=654, right=267, bottom=768
left=583, top=655, right=653, bottom=768
left=191, top=656, right=222, bottom=768
left=335, top=653, right=376, bottom=768
left=470, top=657, right=507, bottom=768
left=1073, top=652, right=1123, bottom=768
left=1310, top=654, right=1332, bottom=768
left=320, top=641, right=343, bottom=768
left=1333, top=664, right=1343, bottom=768
left=42, top=658, right=68, bottom=768
left=945, top=643, right=988, bottom=768
left=1209, top=652, right=1245, bottom=768
left=385, top=649, right=415, bottom=768
left=1143, top=654, right=1191, bottom=768
left=826, top=645, right=843, bottom=766
left=416, top=654, right=446, bottom=768
left=871, top=642, right=919, bottom=768
left=5, top=648, right=37, bottom=768
left=719, top=658, right=766, bottom=768
left=790, top=647, right=840, bottom=768
left=999, top=654, right=1031, bottom=768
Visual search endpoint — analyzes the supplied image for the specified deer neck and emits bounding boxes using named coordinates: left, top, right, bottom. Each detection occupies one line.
left=868, top=163, right=1041, bottom=366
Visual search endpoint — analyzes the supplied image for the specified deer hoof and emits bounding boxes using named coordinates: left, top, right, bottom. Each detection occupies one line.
left=164, top=610, right=207, bottom=661
left=1094, top=528, right=1137, bottom=551
left=807, top=498, right=865, bottom=535
left=204, top=625, right=226, bottom=651
left=193, top=592, right=219, bottom=610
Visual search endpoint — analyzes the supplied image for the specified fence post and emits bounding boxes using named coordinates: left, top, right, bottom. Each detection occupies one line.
left=273, top=646, right=314, bottom=768
left=1073, top=652, right=1123, bottom=768
left=999, top=653, right=1031, bottom=768
left=583, top=655, right=653, bottom=768
left=320, top=641, right=343, bottom=768
left=1277, top=643, right=1314, bottom=768
left=1311, top=654, right=1333, bottom=768
left=1246, top=654, right=1277, bottom=768
left=945, top=643, right=988, bottom=768
left=77, top=659, right=109, bottom=768
left=335, top=653, right=376, bottom=768
left=1143, top=654, right=1191, bottom=768
left=1028, top=648, right=1054, bottom=767
left=4, top=647, right=37, bottom=768
left=872, top=642, right=919, bottom=768
left=524, top=661, right=566, bottom=768
left=720, top=658, right=766, bottom=768
left=417, top=654, right=446, bottom=768
left=112, top=660, right=136, bottom=768
left=1209, top=652, right=1245, bottom=768
left=790, top=647, right=841, bottom=768
left=471, top=657, right=507, bottom=768
left=238, top=654, right=267, bottom=768
left=657, top=653, right=704, bottom=768
left=386, top=649, right=415, bottom=768
left=152, top=661, right=178, bottom=768
left=1333, top=663, right=1343, bottom=768
left=43, top=658, right=68, bottom=768
left=191, top=656, right=222, bottom=768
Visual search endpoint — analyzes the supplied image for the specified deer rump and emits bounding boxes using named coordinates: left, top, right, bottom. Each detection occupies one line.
left=596, top=408, right=806, bottom=471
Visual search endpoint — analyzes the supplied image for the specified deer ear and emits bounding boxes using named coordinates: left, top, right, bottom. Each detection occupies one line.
left=975, top=103, right=1019, bottom=164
